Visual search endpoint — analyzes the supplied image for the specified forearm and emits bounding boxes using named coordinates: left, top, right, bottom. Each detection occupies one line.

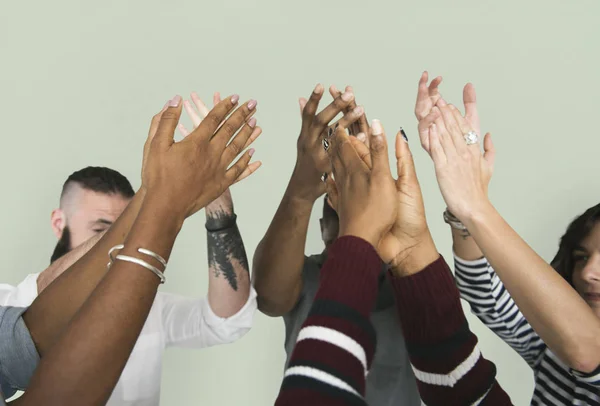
left=276, top=236, right=379, bottom=406
left=17, top=197, right=182, bottom=406
left=23, top=189, right=145, bottom=356
left=465, top=203, right=600, bottom=372
left=36, top=231, right=106, bottom=293
left=450, top=227, right=483, bottom=261
left=252, top=182, right=315, bottom=316
left=205, top=206, right=251, bottom=318
left=390, top=253, right=512, bottom=405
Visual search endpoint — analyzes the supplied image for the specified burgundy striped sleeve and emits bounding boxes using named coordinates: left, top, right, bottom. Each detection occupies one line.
left=275, top=236, right=381, bottom=406
left=389, top=255, right=513, bottom=406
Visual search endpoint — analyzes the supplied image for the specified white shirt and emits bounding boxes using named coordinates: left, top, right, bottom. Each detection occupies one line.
left=0, top=274, right=257, bottom=406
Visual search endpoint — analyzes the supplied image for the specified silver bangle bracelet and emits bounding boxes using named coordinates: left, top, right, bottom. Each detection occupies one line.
left=115, top=254, right=166, bottom=284
left=107, top=245, right=167, bottom=284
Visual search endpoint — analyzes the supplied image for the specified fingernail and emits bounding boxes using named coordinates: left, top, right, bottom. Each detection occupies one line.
left=371, top=119, right=383, bottom=135
left=248, top=148, right=255, bottom=157
left=231, top=94, right=240, bottom=104
left=169, top=95, right=181, bottom=107
left=357, top=133, right=367, bottom=142
left=247, top=117, right=257, bottom=128
left=247, top=99, right=257, bottom=110
left=400, top=127, right=408, bottom=142
left=314, top=84, right=323, bottom=94
left=354, top=105, right=364, bottom=115
left=341, top=91, right=353, bottom=102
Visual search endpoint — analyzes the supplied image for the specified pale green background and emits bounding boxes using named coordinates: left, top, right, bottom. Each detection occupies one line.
left=1, top=0, right=599, bottom=404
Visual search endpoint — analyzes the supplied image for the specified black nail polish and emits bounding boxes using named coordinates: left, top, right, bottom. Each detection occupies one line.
left=400, top=127, right=408, bottom=142
left=327, top=127, right=333, bottom=138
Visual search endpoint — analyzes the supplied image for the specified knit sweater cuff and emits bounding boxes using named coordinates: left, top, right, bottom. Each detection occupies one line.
left=389, top=255, right=467, bottom=343
left=319, top=236, right=383, bottom=318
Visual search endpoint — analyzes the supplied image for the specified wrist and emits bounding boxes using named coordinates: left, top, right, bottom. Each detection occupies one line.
left=142, top=193, right=185, bottom=234
left=338, top=228, right=379, bottom=250
left=287, top=168, right=322, bottom=204
left=390, top=233, right=439, bottom=277
left=461, top=201, right=497, bottom=231
left=283, top=183, right=318, bottom=212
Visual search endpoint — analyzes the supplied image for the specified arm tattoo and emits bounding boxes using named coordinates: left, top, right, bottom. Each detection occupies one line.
left=206, top=211, right=249, bottom=291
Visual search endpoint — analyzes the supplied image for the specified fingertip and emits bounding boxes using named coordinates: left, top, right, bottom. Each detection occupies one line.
left=371, top=119, right=383, bottom=136
left=168, top=95, right=182, bottom=108
left=356, top=132, right=367, bottom=143
left=313, top=83, right=324, bottom=95
left=248, top=148, right=255, bottom=157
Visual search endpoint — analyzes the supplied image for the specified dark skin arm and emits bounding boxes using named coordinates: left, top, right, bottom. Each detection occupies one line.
left=252, top=84, right=363, bottom=316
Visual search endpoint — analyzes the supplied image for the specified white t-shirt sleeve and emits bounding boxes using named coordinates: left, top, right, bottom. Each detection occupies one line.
left=160, top=286, right=257, bottom=349
left=0, top=275, right=39, bottom=307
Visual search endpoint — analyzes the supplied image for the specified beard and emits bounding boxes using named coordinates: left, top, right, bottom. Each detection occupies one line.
left=50, top=226, right=72, bottom=263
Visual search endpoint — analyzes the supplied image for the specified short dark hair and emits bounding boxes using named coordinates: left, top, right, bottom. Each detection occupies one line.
left=61, top=166, right=134, bottom=200
left=551, top=203, right=600, bottom=285
left=322, top=195, right=339, bottom=223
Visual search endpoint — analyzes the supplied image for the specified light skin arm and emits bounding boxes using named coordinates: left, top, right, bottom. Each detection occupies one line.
left=205, top=190, right=251, bottom=317
left=426, top=99, right=600, bottom=373
left=252, top=85, right=364, bottom=316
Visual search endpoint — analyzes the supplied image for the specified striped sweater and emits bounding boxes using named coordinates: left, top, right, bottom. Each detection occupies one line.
left=275, top=236, right=511, bottom=405
left=454, top=254, right=600, bottom=405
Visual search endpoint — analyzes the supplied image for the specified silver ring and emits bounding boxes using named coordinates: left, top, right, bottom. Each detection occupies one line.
left=322, top=138, right=330, bottom=151
left=464, top=131, right=479, bottom=145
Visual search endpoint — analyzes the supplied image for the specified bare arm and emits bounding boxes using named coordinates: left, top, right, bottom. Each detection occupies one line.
left=36, top=231, right=106, bottom=293
left=252, top=185, right=314, bottom=317
left=450, top=226, right=483, bottom=261
left=15, top=196, right=179, bottom=406
left=22, top=190, right=144, bottom=356
left=464, top=204, right=600, bottom=373
left=252, top=85, right=363, bottom=317
left=205, top=189, right=251, bottom=317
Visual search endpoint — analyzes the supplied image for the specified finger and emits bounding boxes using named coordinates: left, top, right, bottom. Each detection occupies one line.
left=418, top=108, right=442, bottom=152
left=191, top=92, right=210, bottom=118
left=415, top=71, right=430, bottom=120
left=222, top=120, right=260, bottom=165
left=314, top=90, right=354, bottom=130
left=395, top=129, right=417, bottom=181
left=189, top=94, right=240, bottom=144
left=210, top=99, right=257, bottom=149
left=433, top=113, right=457, bottom=156
left=370, top=120, right=393, bottom=177
left=336, top=105, right=364, bottom=130
left=349, top=134, right=372, bottom=168
left=449, top=105, right=475, bottom=140
left=301, top=84, right=324, bottom=132
left=178, top=123, right=191, bottom=138
left=153, top=95, right=183, bottom=148
left=225, top=148, right=255, bottom=185
left=438, top=104, right=467, bottom=152
left=213, top=92, right=222, bottom=107
left=328, top=126, right=353, bottom=176
left=146, top=101, right=169, bottom=144
left=463, top=83, right=480, bottom=133
left=325, top=175, right=339, bottom=210
left=183, top=99, right=203, bottom=127
left=242, top=125, right=262, bottom=150
left=233, top=160, right=262, bottom=184
left=428, top=76, right=443, bottom=98
left=428, top=123, right=447, bottom=165
left=483, top=132, right=495, bottom=168
left=299, top=97, right=308, bottom=115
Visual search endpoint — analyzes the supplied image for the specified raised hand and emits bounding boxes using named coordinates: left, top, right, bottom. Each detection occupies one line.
left=178, top=91, right=263, bottom=185
left=143, top=94, right=260, bottom=219
left=415, top=72, right=482, bottom=155
left=325, top=121, right=397, bottom=248
left=329, top=85, right=369, bottom=141
left=426, top=100, right=495, bottom=221
left=327, top=126, right=434, bottom=268
left=290, top=84, right=364, bottom=202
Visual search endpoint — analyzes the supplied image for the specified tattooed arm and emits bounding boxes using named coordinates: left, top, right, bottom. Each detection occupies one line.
left=205, top=189, right=252, bottom=317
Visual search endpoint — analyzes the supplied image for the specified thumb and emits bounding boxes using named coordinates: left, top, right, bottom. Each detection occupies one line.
left=369, top=120, right=392, bottom=176
left=325, top=175, right=339, bottom=211
left=395, top=129, right=417, bottom=183
left=153, top=95, right=183, bottom=149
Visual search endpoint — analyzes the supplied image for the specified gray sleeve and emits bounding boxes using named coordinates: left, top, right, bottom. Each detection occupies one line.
left=0, top=306, right=40, bottom=399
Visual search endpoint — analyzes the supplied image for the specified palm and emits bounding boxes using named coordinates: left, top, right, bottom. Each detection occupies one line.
left=377, top=179, right=428, bottom=265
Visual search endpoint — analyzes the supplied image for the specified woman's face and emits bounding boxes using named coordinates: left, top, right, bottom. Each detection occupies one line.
left=572, top=221, right=600, bottom=318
